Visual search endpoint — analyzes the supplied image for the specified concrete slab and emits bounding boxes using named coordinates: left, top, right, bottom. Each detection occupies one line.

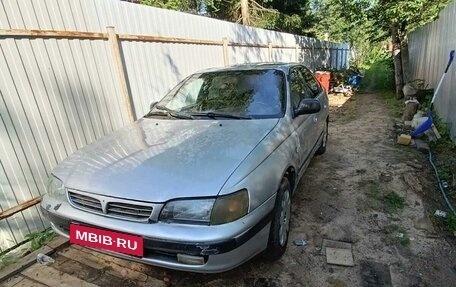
left=326, top=247, right=354, bottom=267
left=321, top=239, right=352, bottom=255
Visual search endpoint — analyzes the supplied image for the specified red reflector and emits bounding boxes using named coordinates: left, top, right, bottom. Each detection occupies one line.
left=70, top=223, right=143, bottom=257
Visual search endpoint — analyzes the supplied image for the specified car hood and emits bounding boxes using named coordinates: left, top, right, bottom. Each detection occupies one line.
left=53, top=118, right=279, bottom=202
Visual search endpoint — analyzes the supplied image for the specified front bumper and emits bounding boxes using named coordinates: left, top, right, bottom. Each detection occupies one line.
left=40, top=194, right=275, bottom=273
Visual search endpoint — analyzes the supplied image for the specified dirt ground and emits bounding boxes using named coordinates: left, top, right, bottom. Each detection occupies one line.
left=2, top=92, right=456, bottom=287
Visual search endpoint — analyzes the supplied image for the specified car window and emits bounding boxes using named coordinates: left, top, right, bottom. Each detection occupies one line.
left=302, top=67, right=321, bottom=97
left=157, top=69, right=286, bottom=119
left=290, top=68, right=305, bottom=109
left=290, top=67, right=315, bottom=109
left=166, top=78, right=204, bottom=111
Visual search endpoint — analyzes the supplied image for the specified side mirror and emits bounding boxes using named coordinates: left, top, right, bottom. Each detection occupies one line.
left=150, top=101, right=158, bottom=110
left=294, top=98, right=321, bottom=116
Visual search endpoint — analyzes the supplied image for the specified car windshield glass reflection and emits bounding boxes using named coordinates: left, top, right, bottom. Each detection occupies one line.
left=156, top=69, right=286, bottom=119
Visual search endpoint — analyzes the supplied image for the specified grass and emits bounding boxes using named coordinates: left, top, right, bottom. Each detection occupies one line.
left=358, top=180, right=407, bottom=214
left=442, top=213, right=456, bottom=234
left=384, top=192, right=406, bottom=213
left=359, top=180, right=383, bottom=210
left=361, top=58, right=395, bottom=92
left=0, top=253, right=15, bottom=270
left=381, top=90, right=403, bottom=119
left=0, top=229, right=56, bottom=271
left=384, top=224, right=411, bottom=246
left=25, top=229, right=56, bottom=252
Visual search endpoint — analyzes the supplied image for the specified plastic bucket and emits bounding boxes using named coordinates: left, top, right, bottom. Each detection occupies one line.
left=315, top=71, right=331, bottom=92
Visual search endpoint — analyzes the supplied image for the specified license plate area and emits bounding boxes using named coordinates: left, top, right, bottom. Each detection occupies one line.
left=69, top=223, right=144, bottom=257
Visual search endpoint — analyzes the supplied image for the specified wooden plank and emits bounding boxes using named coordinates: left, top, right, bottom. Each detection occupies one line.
left=0, top=196, right=42, bottom=220
left=50, top=256, right=102, bottom=284
left=0, top=274, right=25, bottom=287
left=58, top=247, right=105, bottom=271
left=106, top=26, right=135, bottom=123
left=53, top=252, right=126, bottom=286
left=72, top=245, right=151, bottom=273
left=59, top=246, right=148, bottom=282
left=21, top=264, right=98, bottom=287
left=0, top=29, right=346, bottom=52
left=3, top=277, right=47, bottom=287
left=0, top=29, right=107, bottom=39
left=45, top=236, right=70, bottom=250
left=70, top=245, right=159, bottom=276
left=230, top=42, right=268, bottom=48
left=118, top=33, right=222, bottom=46
left=0, top=246, right=52, bottom=283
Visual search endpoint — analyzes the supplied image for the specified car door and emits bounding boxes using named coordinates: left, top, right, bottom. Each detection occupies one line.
left=289, top=66, right=317, bottom=170
left=302, top=66, right=328, bottom=146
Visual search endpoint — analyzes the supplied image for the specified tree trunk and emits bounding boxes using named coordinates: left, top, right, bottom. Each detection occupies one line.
left=240, top=0, right=249, bottom=25
left=391, top=24, right=404, bottom=99
left=401, top=43, right=410, bottom=84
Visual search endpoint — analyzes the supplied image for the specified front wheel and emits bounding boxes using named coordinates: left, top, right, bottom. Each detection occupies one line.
left=316, top=120, right=328, bottom=155
left=264, top=178, right=292, bottom=260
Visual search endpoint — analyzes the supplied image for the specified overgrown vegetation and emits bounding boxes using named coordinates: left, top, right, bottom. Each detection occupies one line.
left=140, top=0, right=317, bottom=36
left=26, top=229, right=56, bottom=252
left=0, top=229, right=56, bottom=271
left=359, top=180, right=406, bottom=214
left=384, top=192, right=406, bottom=213
left=361, top=49, right=395, bottom=92
left=0, top=252, right=15, bottom=270
left=443, top=214, right=456, bottom=233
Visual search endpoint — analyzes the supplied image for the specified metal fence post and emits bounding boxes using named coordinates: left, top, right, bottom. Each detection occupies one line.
left=295, top=45, right=300, bottom=62
left=107, top=26, right=135, bottom=122
left=268, top=42, right=273, bottom=62
left=223, top=37, right=229, bottom=66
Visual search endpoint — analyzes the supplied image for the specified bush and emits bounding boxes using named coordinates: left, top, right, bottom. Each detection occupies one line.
left=361, top=59, right=394, bottom=91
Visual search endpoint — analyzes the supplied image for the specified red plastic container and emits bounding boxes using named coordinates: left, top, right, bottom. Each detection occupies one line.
left=315, top=71, right=331, bottom=92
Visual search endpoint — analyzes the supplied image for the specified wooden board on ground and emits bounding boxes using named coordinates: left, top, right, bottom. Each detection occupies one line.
left=21, top=264, right=98, bottom=287
left=0, top=246, right=53, bottom=283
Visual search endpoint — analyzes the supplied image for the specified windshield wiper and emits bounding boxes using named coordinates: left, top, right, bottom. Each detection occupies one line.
left=190, top=112, right=252, bottom=119
left=154, top=105, right=194, bottom=119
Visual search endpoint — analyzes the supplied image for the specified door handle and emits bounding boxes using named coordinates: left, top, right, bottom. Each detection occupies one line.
left=313, top=116, right=318, bottom=123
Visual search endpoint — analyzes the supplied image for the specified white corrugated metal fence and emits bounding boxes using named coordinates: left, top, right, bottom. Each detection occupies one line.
left=408, top=0, right=456, bottom=140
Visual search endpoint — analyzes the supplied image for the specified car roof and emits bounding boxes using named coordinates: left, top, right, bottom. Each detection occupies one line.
left=197, top=62, right=303, bottom=74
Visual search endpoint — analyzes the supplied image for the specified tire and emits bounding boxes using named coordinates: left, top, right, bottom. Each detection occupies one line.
left=316, top=119, right=328, bottom=155
left=264, top=178, right=292, bottom=261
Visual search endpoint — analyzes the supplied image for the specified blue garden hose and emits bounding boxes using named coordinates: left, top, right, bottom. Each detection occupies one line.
left=428, top=149, right=455, bottom=214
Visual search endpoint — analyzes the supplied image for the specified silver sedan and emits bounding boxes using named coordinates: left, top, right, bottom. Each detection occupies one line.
left=40, top=63, right=329, bottom=273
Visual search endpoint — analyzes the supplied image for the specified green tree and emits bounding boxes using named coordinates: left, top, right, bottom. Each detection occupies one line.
left=369, top=0, right=449, bottom=97
left=140, top=0, right=316, bottom=36
left=311, top=0, right=375, bottom=67
left=139, top=0, right=201, bottom=13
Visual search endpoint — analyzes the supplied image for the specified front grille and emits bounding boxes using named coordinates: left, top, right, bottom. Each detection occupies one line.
left=68, top=191, right=102, bottom=213
left=107, top=202, right=153, bottom=220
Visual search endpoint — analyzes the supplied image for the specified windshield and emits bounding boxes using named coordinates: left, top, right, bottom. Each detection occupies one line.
left=155, top=69, right=286, bottom=119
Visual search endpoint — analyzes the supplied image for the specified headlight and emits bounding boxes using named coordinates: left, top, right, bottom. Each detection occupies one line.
left=159, top=190, right=249, bottom=225
left=159, top=198, right=215, bottom=224
left=211, top=189, right=249, bottom=225
left=47, top=175, right=66, bottom=200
